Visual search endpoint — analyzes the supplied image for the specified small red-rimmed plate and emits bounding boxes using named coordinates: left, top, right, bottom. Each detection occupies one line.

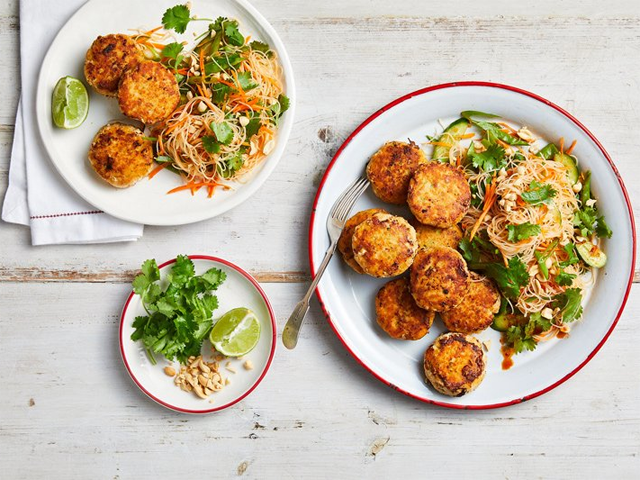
left=120, top=255, right=276, bottom=414
left=309, top=82, right=635, bottom=409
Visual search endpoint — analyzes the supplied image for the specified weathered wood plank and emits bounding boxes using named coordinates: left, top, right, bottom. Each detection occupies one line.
left=1, top=12, right=639, bottom=277
left=0, top=281, right=638, bottom=478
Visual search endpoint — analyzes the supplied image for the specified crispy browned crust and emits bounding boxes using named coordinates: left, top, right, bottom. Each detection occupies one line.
left=375, top=278, right=435, bottom=340
left=117, top=61, right=180, bottom=124
left=84, top=34, right=143, bottom=97
left=366, top=141, right=426, bottom=204
left=423, top=332, right=486, bottom=397
left=88, top=123, right=153, bottom=188
left=337, top=209, right=387, bottom=273
left=441, top=272, right=501, bottom=334
left=409, top=246, right=469, bottom=311
left=410, top=218, right=463, bottom=250
left=407, top=163, right=471, bottom=228
left=352, top=213, right=417, bottom=278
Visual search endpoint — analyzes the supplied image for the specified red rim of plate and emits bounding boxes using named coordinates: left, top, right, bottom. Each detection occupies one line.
left=308, top=81, right=637, bottom=410
left=119, top=255, right=277, bottom=414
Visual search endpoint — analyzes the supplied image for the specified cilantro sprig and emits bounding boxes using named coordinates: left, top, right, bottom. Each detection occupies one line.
left=130, top=256, right=227, bottom=365
left=162, top=4, right=212, bottom=34
left=470, top=257, right=530, bottom=299
left=521, top=180, right=557, bottom=205
left=507, top=222, right=541, bottom=243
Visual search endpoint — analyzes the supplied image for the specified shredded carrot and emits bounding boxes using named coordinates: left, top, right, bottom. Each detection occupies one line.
left=496, top=139, right=511, bottom=149
left=217, top=78, right=237, bottom=89
left=167, top=181, right=220, bottom=195
left=199, top=49, right=205, bottom=77
left=197, top=84, right=207, bottom=98
left=460, top=133, right=475, bottom=140
left=207, top=185, right=215, bottom=198
left=566, top=139, right=577, bottom=155
left=245, top=35, right=252, bottom=45
left=498, top=122, right=518, bottom=135
left=144, top=26, right=163, bottom=36
left=428, top=141, right=452, bottom=147
left=469, top=181, right=498, bottom=241
left=148, top=162, right=168, bottom=180
left=559, top=137, right=565, bottom=155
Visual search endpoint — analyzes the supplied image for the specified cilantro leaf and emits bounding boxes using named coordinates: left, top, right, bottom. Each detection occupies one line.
left=201, top=267, right=227, bottom=289
left=202, top=136, right=221, bottom=154
left=220, top=152, right=244, bottom=178
left=507, top=222, right=541, bottom=242
left=237, top=72, right=258, bottom=91
left=573, top=207, right=598, bottom=237
left=224, top=20, right=244, bottom=46
left=162, top=4, right=192, bottom=34
left=161, top=42, right=184, bottom=69
left=211, top=83, right=230, bottom=104
left=552, top=288, right=583, bottom=323
left=596, top=215, right=612, bottom=239
left=211, top=122, right=234, bottom=145
left=245, top=117, right=261, bottom=139
left=555, top=270, right=576, bottom=287
left=521, top=180, right=557, bottom=205
left=472, top=257, right=530, bottom=299
left=559, top=243, right=579, bottom=267
left=249, top=41, right=272, bottom=56
left=269, top=94, right=290, bottom=125
left=504, top=312, right=552, bottom=354
left=468, top=142, right=506, bottom=172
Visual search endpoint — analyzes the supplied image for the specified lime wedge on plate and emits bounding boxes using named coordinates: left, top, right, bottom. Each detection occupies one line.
left=210, top=308, right=261, bottom=357
left=52, top=76, right=89, bottom=129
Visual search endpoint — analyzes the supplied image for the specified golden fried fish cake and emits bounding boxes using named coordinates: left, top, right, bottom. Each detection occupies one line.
left=366, top=141, right=426, bottom=204
left=84, top=34, right=143, bottom=97
left=410, top=217, right=463, bottom=250
left=407, top=163, right=471, bottom=228
left=352, top=213, right=418, bottom=278
left=337, top=209, right=387, bottom=274
left=441, top=273, right=501, bottom=334
left=410, top=246, right=470, bottom=312
left=117, top=61, right=180, bottom=124
left=424, top=332, right=486, bottom=397
left=88, top=123, right=153, bottom=188
left=375, top=278, right=435, bottom=340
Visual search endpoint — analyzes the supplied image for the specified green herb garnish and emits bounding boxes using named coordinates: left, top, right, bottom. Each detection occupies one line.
left=130, top=256, right=227, bottom=365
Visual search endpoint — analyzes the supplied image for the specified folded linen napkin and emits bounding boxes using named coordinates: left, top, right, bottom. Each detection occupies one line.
left=1, top=0, right=143, bottom=245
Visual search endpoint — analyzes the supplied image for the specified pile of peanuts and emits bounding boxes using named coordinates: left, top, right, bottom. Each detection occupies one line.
left=165, top=355, right=228, bottom=399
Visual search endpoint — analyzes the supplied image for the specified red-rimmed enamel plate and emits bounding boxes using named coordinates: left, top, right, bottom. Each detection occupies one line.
left=120, top=255, right=276, bottom=414
left=309, top=82, right=635, bottom=409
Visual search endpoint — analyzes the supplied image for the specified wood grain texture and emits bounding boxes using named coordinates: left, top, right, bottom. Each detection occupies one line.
left=1, top=0, right=639, bottom=478
left=0, top=282, right=638, bottom=479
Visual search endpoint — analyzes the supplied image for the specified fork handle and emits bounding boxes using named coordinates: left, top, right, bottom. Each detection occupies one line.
left=282, top=240, right=338, bottom=349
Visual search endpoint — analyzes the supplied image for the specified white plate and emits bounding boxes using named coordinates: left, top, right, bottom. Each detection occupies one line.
left=309, top=82, right=636, bottom=409
left=36, top=0, right=295, bottom=225
left=120, top=256, right=276, bottom=413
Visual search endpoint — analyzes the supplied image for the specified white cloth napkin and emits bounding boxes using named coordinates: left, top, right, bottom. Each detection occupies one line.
left=1, top=0, right=143, bottom=245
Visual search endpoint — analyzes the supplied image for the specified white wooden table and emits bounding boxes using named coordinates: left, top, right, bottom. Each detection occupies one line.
left=1, top=1, right=639, bottom=478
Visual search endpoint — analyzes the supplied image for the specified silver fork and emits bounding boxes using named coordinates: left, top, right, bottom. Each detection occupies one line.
left=282, top=175, right=370, bottom=349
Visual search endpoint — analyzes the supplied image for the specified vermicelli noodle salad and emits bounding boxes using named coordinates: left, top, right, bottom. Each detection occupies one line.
left=134, top=4, right=289, bottom=197
left=429, top=111, right=611, bottom=357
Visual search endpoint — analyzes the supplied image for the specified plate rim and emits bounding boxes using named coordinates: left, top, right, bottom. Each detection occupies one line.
left=35, top=0, right=296, bottom=226
left=119, top=254, right=277, bottom=414
left=308, top=81, right=637, bottom=410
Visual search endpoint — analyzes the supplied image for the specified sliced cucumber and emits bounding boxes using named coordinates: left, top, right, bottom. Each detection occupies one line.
left=554, top=152, right=579, bottom=184
left=576, top=242, right=607, bottom=268
left=432, top=117, right=470, bottom=162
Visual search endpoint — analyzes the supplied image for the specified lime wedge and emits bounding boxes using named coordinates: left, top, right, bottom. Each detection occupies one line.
left=210, top=308, right=261, bottom=357
left=52, top=76, right=89, bottom=129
